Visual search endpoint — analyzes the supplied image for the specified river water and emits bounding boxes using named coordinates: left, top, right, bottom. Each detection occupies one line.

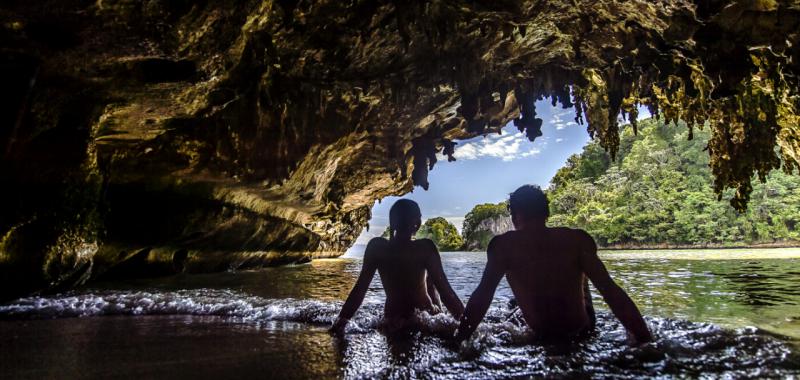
left=1, top=248, right=799, bottom=378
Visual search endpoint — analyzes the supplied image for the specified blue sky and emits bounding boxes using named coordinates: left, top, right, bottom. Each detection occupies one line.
left=352, top=100, right=649, bottom=246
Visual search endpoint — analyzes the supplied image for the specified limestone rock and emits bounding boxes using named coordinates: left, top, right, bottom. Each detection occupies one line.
left=463, top=215, right=514, bottom=252
left=1, top=0, right=799, bottom=298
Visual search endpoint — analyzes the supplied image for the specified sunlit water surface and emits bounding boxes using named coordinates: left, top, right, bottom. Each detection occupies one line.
left=1, top=248, right=799, bottom=378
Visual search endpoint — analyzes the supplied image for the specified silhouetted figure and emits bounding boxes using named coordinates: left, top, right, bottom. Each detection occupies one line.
left=455, top=185, right=652, bottom=344
left=331, top=199, right=464, bottom=334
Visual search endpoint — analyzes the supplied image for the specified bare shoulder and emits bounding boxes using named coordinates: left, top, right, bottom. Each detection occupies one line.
left=550, top=226, right=592, bottom=238
left=487, top=232, right=513, bottom=255
left=413, top=238, right=439, bottom=256
left=366, top=236, right=390, bottom=248
left=551, top=227, right=596, bottom=250
left=489, top=230, right=519, bottom=247
left=365, top=237, right=390, bottom=257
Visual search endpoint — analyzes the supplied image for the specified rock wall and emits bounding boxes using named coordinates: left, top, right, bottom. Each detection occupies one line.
left=1, top=0, right=799, bottom=298
left=463, top=215, right=514, bottom=251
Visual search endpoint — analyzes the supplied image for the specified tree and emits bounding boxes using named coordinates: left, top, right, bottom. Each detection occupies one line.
left=416, top=217, right=463, bottom=251
left=546, top=117, right=800, bottom=247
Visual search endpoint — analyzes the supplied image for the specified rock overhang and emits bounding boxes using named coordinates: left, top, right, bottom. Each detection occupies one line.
left=0, top=0, right=798, bottom=297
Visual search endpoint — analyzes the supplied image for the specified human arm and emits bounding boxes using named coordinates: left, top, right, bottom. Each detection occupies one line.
left=426, top=274, right=443, bottom=311
left=583, top=275, right=597, bottom=329
left=577, top=232, right=652, bottom=344
left=330, top=241, right=379, bottom=334
left=454, top=237, right=506, bottom=342
left=423, top=240, right=464, bottom=318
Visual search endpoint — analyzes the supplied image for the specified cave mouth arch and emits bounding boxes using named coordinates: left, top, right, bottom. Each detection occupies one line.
left=348, top=100, right=651, bottom=254
left=350, top=100, right=800, bottom=254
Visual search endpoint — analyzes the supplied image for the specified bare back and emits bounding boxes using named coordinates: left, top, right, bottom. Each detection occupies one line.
left=332, top=237, right=464, bottom=334
left=495, top=228, right=590, bottom=337
left=457, top=224, right=652, bottom=345
left=370, top=238, right=437, bottom=318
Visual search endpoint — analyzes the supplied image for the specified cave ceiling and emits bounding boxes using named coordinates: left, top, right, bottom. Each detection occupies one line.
left=1, top=0, right=799, bottom=295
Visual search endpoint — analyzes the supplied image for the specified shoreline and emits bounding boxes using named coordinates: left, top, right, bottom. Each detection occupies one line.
left=455, top=241, right=800, bottom=253
left=598, top=241, right=800, bottom=250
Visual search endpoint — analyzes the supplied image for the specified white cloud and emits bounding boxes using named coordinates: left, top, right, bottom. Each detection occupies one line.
left=556, top=138, right=564, bottom=143
left=520, top=148, right=541, bottom=158
left=549, top=109, right=579, bottom=130
left=452, top=132, right=540, bottom=162
left=453, top=142, right=479, bottom=160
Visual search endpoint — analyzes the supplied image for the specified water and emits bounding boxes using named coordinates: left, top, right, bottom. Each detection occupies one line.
left=1, top=248, right=799, bottom=378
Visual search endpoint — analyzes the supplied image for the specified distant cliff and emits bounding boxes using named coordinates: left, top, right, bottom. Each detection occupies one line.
left=462, top=203, right=512, bottom=251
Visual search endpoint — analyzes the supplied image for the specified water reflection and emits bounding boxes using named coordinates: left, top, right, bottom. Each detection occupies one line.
left=601, top=257, right=800, bottom=338
left=1, top=250, right=799, bottom=378
left=0, top=316, right=344, bottom=379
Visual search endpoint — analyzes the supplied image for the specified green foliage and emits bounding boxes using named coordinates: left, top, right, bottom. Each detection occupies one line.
left=548, top=118, right=800, bottom=247
left=415, top=217, right=463, bottom=251
left=573, top=49, right=800, bottom=211
left=551, top=143, right=612, bottom=190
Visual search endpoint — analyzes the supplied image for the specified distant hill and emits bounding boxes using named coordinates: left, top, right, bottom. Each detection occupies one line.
left=458, top=118, right=800, bottom=250
left=380, top=217, right=463, bottom=251
left=416, top=217, right=463, bottom=251
left=548, top=118, right=800, bottom=248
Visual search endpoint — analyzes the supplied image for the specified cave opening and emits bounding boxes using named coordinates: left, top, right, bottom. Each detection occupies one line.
left=349, top=99, right=647, bottom=254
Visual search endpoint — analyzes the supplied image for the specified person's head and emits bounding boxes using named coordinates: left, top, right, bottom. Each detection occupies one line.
left=508, top=184, right=549, bottom=228
left=388, top=199, right=422, bottom=240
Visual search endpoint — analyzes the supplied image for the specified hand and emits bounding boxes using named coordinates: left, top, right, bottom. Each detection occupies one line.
left=443, top=328, right=466, bottom=350
left=626, top=330, right=653, bottom=347
left=329, top=318, right=348, bottom=336
left=452, top=326, right=471, bottom=344
left=453, top=308, right=464, bottom=322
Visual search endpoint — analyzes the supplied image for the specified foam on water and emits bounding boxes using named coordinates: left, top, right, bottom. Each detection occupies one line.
left=1, top=289, right=798, bottom=378
left=0, top=289, right=342, bottom=325
left=3, top=252, right=800, bottom=378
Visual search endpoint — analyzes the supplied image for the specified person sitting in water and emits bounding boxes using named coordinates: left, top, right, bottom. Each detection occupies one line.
left=455, top=185, right=652, bottom=344
left=330, top=199, right=465, bottom=334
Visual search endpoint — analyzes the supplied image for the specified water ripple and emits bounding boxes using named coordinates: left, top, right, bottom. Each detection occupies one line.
left=1, top=290, right=798, bottom=378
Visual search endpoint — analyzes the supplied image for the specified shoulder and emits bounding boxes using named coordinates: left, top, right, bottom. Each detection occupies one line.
left=571, top=228, right=595, bottom=245
left=414, top=238, right=439, bottom=255
left=365, top=237, right=390, bottom=257
left=489, top=230, right=517, bottom=247
left=486, top=232, right=512, bottom=255
left=366, top=236, right=390, bottom=249
left=412, top=239, right=442, bottom=264
left=553, top=227, right=596, bottom=251
left=549, top=226, right=592, bottom=239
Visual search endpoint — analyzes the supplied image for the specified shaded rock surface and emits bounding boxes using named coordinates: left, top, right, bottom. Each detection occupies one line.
left=461, top=202, right=512, bottom=251
left=463, top=215, right=514, bottom=251
left=1, top=0, right=799, bottom=298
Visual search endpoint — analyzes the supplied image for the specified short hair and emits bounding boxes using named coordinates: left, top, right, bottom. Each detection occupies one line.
left=509, top=185, right=549, bottom=219
left=389, top=199, right=422, bottom=233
